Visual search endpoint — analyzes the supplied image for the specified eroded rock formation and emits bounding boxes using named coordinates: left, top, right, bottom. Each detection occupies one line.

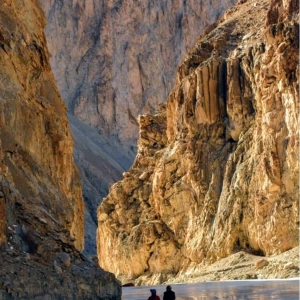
left=0, top=0, right=120, bottom=298
left=97, top=0, right=299, bottom=285
left=40, top=0, right=237, bottom=254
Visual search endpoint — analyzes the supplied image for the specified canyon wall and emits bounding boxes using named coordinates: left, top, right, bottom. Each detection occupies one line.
left=40, top=0, right=237, bottom=254
left=0, top=0, right=120, bottom=298
left=0, top=0, right=84, bottom=254
left=41, top=0, right=237, bottom=144
left=97, top=0, right=299, bottom=285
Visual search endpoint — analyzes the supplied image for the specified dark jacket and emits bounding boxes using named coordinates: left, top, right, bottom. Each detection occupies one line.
left=163, top=290, right=176, bottom=300
left=148, top=296, right=160, bottom=300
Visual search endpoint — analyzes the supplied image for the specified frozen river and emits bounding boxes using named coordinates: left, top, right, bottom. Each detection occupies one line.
left=122, top=279, right=299, bottom=299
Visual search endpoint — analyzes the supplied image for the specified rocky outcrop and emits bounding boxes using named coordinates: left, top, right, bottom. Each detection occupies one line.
left=40, top=0, right=237, bottom=254
left=0, top=0, right=120, bottom=298
left=97, top=0, right=299, bottom=285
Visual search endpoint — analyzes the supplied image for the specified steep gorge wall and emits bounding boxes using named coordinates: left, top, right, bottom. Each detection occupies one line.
left=0, top=0, right=83, bottom=255
left=97, top=0, right=299, bottom=285
left=0, top=0, right=120, bottom=298
left=40, top=0, right=237, bottom=254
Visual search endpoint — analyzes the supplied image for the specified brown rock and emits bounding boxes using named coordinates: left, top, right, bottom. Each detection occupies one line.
left=40, top=0, right=237, bottom=253
left=0, top=0, right=83, bottom=254
left=97, top=0, right=299, bottom=285
left=139, top=171, right=150, bottom=181
left=0, top=0, right=121, bottom=298
left=266, top=0, right=299, bottom=25
left=255, top=259, right=269, bottom=270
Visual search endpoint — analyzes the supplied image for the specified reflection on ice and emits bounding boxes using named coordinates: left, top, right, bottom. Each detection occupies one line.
left=122, top=279, right=299, bottom=300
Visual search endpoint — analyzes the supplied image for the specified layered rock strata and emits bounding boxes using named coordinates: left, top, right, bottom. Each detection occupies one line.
left=0, top=0, right=120, bottom=298
left=40, top=0, right=237, bottom=254
left=97, top=0, right=299, bottom=285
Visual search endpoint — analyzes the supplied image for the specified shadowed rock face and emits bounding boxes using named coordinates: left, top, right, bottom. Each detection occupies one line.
left=40, top=0, right=237, bottom=254
left=97, top=0, right=299, bottom=285
left=0, top=0, right=120, bottom=298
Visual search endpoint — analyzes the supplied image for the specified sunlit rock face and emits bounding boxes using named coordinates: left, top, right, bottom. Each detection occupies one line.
left=0, top=0, right=83, bottom=254
left=97, top=0, right=299, bottom=285
left=0, top=1, right=120, bottom=298
left=40, top=0, right=237, bottom=254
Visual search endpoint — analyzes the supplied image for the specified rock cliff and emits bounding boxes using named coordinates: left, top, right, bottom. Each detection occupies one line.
left=0, top=0, right=120, bottom=298
left=40, top=0, right=237, bottom=254
left=41, top=0, right=237, bottom=145
left=97, top=0, right=299, bottom=285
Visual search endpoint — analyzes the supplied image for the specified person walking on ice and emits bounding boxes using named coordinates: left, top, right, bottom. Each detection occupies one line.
left=163, top=285, right=176, bottom=300
left=148, top=289, right=161, bottom=300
